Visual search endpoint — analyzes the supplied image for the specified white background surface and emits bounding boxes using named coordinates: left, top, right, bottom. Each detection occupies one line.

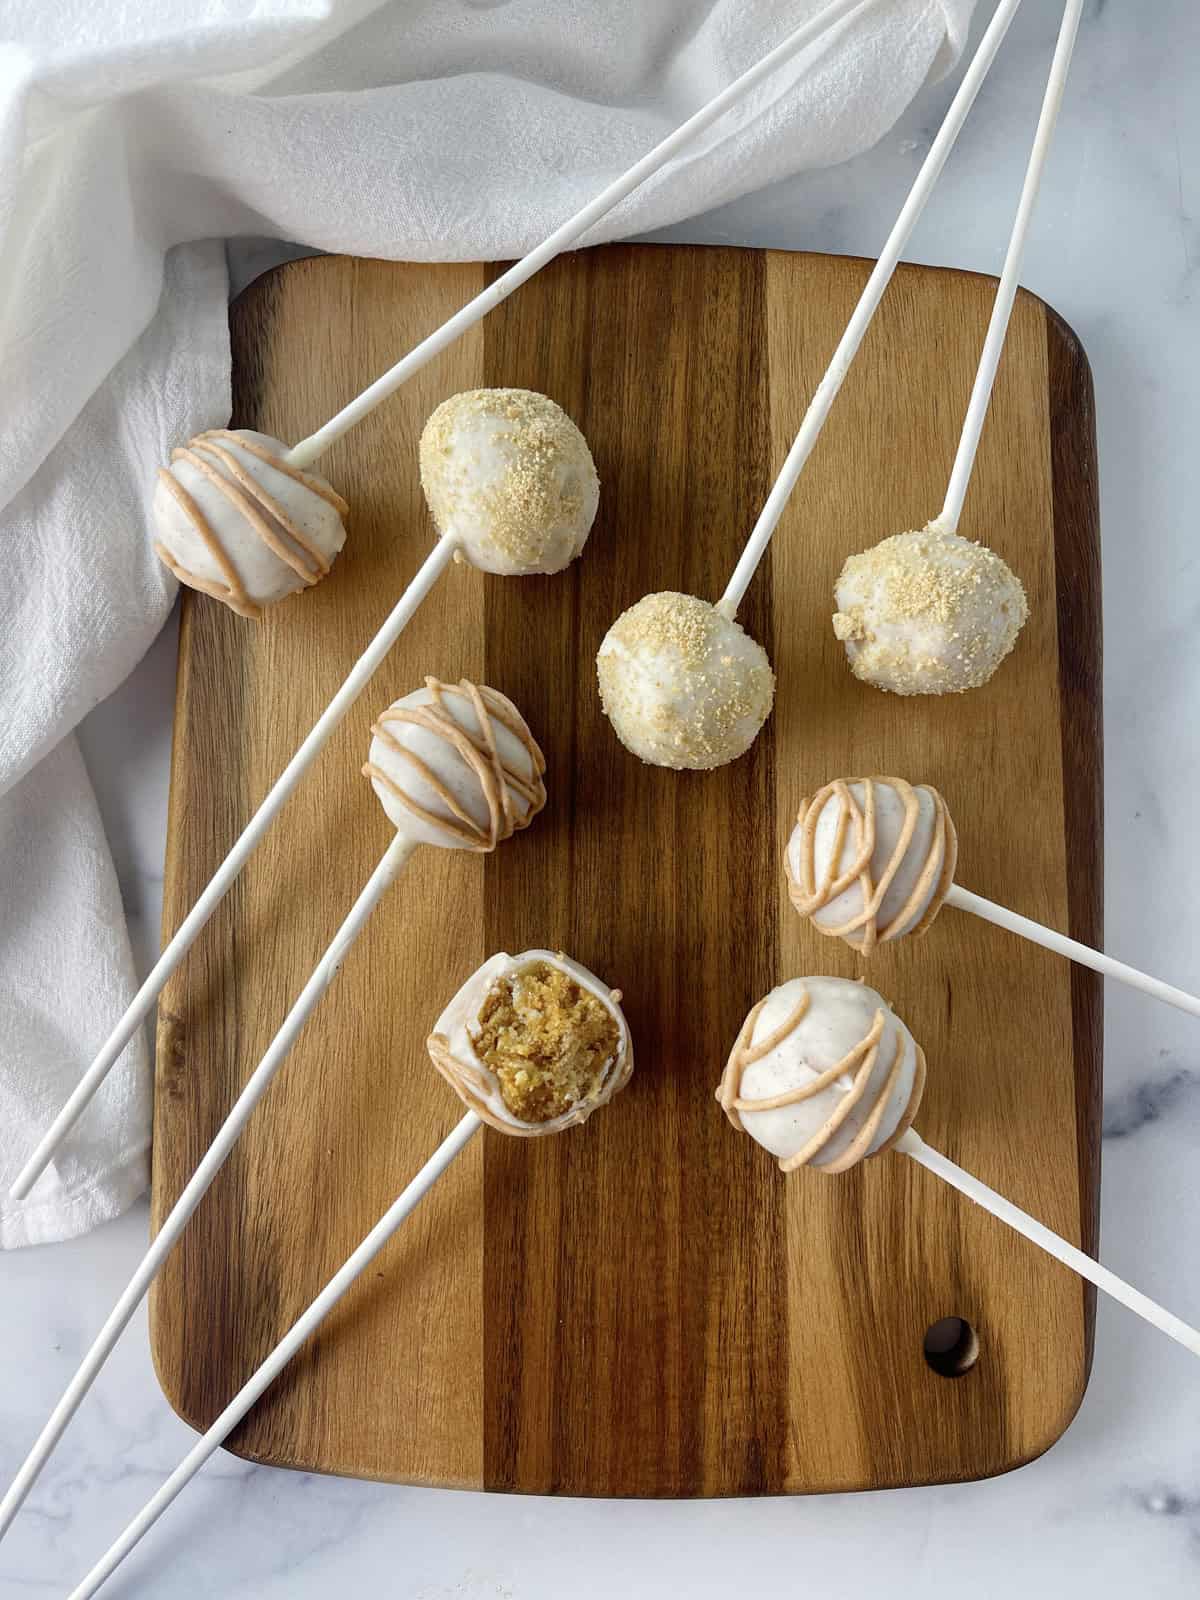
left=5, top=1, right=1200, bottom=1594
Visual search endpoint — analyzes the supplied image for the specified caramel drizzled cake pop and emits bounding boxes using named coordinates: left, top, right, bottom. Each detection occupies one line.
left=786, top=777, right=957, bottom=955
left=596, top=592, right=774, bottom=770
left=717, top=977, right=923, bottom=1173
left=785, top=776, right=1200, bottom=1018
left=420, top=389, right=599, bottom=576
left=364, top=677, right=545, bottom=850
left=428, top=950, right=632, bottom=1134
left=832, top=525, right=1027, bottom=696
left=153, top=430, right=348, bottom=618
left=720, top=974, right=1200, bottom=1360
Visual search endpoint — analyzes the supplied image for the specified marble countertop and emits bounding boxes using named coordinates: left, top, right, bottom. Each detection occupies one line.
left=6, top=2, right=1200, bottom=1594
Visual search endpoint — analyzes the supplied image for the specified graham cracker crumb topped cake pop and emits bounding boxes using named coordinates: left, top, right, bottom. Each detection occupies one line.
left=428, top=950, right=631, bottom=1134
left=420, top=388, right=599, bottom=576
left=596, top=591, right=775, bottom=770
left=832, top=524, right=1027, bottom=695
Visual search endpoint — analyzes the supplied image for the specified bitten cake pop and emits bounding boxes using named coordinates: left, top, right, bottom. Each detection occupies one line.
left=596, top=592, right=774, bottom=770
left=428, top=950, right=631, bottom=1132
left=717, top=976, right=922, bottom=1173
left=786, top=776, right=1200, bottom=1017
left=719, top=974, right=1200, bottom=1360
left=420, top=389, right=599, bottom=576
left=0, top=677, right=544, bottom=1541
left=596, top=0, right=1022, bottom=769
left=153, top=430, right=348, bottom=618
left=832, top=525, right=1028, bottom=695
left=62, top=952, right=632, bottom=1597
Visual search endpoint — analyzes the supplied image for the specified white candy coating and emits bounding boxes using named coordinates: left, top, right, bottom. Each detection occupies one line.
left=364, top=678, right=545, bottom=851
left=596, top=591, right=775, bottom=770
left=832, top=524, right=1028, bottom=695
left=419, top=389, right=599, bottom=575
left=153, top=429, right=347, bottom=618
left=785, top=777, right=956, bottom=954
left=427, top=949, right=632, bottom=1135
left=718, top=976, right=924, bottom=1174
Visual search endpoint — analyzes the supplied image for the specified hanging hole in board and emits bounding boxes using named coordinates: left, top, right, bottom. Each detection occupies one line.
left=923, top=1316, right=979, bottom=1378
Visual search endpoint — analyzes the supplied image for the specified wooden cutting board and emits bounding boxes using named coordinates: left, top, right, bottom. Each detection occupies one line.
left=151, top=245, right=1101, bottom=1496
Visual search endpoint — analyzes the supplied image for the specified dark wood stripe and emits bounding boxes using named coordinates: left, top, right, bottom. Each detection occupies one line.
left=1046, top=301, right=1103, bottom=1370
left=481, top=245, right=785, bottom=1495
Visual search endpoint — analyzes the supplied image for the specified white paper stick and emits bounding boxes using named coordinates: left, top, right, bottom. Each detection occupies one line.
left=946, top=883, right=1200, bottom=1019
left=65, top=1113, right=482, bottom=1600
left=715, top=0, right=1023, bottom=621
left=8, top=537, right=457, bottom=1205
left=0, top=834, right=416, bottom=1541
left=283, top=0, right=877, bottom=470
left=937, top=0, right=1084, bottom=533
left=898, top=1130, right=1200, bottom=1358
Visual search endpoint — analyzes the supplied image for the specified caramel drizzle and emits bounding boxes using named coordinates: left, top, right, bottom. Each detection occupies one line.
left=785, top=777, right=958, bottom=956
left=154, top=430, right=348, bottom=620
left=363, top=677, right=547, bottom=851
left=716, top=982, right=925, bottom=1175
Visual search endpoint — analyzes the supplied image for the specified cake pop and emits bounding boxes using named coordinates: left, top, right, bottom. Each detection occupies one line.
left=596, top=0, right=1024, bottom=768
left=719, top=973, right=1200, bottom=1359
left=596, top=592, right=774, bottom=770
left=0, top=678, right=544, bottom=1541
left=17, top=0, right=890, bottom=1201
left=153, top=430, right=348, bottom=618
left=365, top=678, right=545, bottom=849
left=419, top=389, right=599, bottom=576
left=717, top=975, right=922, bottom=1172
left=428, top=949, right=631, bottom=1132
left=832, top=525, right=1028, bottom=695
left=63, top=953, right=631, bottom=1598
left=786, top=776, right=1200, bottom=1017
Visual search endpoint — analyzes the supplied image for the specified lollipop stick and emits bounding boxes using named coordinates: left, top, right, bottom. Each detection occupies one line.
left=283, top=0, right=877, bottom=470
left=937, top=0, right=1084, bottom=533
left=8, top=539, right=456, bottom=1205
left=945, top=883, right=1200, bottom=1019
left=897, top=1129, right=1200, bottom=1358
left=0, top=835, right=416, bottom=1541
left=716, top=0, right=1024, bottom=621
left=65, top=1113, right=482, bottom=1600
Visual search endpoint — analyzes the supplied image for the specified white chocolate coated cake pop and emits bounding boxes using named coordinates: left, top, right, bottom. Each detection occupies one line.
left=427, top=949, right=632, bottom=1134
left=364, top=677, right=546, bottom=850
left=717, top=976, right=924, bottom=1174
left=832, top=524, right=1027, bottom=695
left=786, top=777, right=958, bottom=955
left=596, top=592, right=775, bottom=771
left=419, top=389, right=599, bottom=576
left=153, top=430, right=348, bottom=619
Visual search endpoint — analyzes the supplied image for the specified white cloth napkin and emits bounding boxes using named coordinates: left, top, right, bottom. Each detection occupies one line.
left=0, top=0, right=973, bottom=1246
